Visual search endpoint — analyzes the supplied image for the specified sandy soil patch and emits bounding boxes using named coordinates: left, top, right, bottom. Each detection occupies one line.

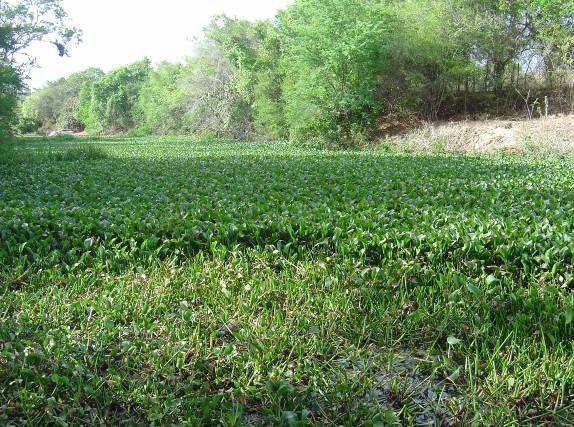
left=384, top=114, right=574, bottom=154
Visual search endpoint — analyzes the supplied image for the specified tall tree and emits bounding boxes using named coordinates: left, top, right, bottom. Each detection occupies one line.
left=0, top=0, right=80, bottom=137
left=82, top=59, right=151, bottom=133
left=279, top=0, right=393, bottom=145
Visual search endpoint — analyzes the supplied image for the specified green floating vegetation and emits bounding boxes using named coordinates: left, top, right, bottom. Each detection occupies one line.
left=0, top=137, right=573, bottom=424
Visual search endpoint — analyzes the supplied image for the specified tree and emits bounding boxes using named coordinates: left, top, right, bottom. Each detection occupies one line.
left=455, top=0, right=574, bottom=90
left=0, top=0, right=80, bottom=137
left=174, top=17, right=260, bottom=139
left=138, top=62, right=189, bottom=135
left=19, top=67, right=103, bottom=132
left=0, top=63, right=21, bottom=135
left=10, top=0, right=574, bottom=144
left=527, top=0, right=574, bottom=77
left=279, top=0, right=393, bottom=145
left=179, top=42, right=253, bottom=139
left=81, top=59, right=151, bottom=133
left=250, top=21, right=287, bottom=138
left=380, top=0, right=477, bottom=119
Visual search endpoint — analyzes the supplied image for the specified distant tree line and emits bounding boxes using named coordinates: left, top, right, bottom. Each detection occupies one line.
left=12, top=0, right=574, bottom=146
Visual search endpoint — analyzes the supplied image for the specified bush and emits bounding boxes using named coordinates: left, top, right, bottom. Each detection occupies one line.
left=138, top=62, right=189, bottom=135
left=12, top=0, right=574, bottom=146
left=81, top=60, right=151, bottom=133
left=0, top=65, right=22, bottom=138
left=18, top=68, right=104, bottom=133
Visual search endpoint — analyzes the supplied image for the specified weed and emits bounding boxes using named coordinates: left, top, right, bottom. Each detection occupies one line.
left=0, top=136, right=572, bottom=424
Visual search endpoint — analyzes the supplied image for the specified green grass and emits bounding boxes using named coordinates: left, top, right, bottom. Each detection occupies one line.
left=1, top=136, right=573, bottom=425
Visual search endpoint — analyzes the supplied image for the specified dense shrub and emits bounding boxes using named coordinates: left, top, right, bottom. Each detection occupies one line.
left=0, top=64, right=21, bottom=137
left=138, top=62, right=190, bottom=135
left=18, top=68, right=103, bottom=133
left=15, top=0, right=574, bottom=145
left=79, top=60, right=151, bottom=133
left=278, top=0, right=392, bottom=145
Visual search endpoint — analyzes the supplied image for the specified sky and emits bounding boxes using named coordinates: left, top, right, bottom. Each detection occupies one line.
left=26, top=0, right=293, bottom=89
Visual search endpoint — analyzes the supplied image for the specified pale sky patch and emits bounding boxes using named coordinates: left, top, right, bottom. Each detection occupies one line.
left=26, top=0, right=293, bottom=89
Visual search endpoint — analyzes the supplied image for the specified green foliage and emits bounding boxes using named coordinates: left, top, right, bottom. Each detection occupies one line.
left=0, top=0, right=81, bottom=61
left=138, top=62, right=189, bottom=135
left=0, top=0, right=81, bottom=138
left=80, top=59, right=151, bottom=133
left=200, top=16, right=287, bottom=138
left=0, top=64, right=21, bottom=137
left=181, top=17, right=259, bottom=139
left=19, top=68, right=103, bottom=133
left=279, top=0, right=392, bottom=145
left=528, top=0, right=574, bottom=69
left=12, top=0, right=574, bottom=145
left=456, top=0, right=574, bottom=86
left=1, top=136, right=573, bottom=423
left=251, top=23, right=287, bottom=138
left=205, top=15, right=261, bottom=101
left=76, top=80, right=95, bottom=131
left=382, top=0, right=479, bottom=117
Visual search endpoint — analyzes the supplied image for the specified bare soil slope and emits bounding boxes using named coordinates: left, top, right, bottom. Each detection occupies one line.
left=386, top=114, right=574, bottom=154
